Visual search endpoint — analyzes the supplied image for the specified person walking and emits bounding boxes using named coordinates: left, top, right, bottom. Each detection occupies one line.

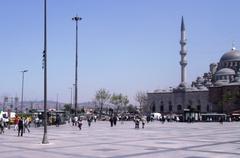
left=0, top=118, right=4, bottom=134
left=56, top=114, right=61, bottom=127
left=141, top=116, right=146, bottom=129
left=78, top=118, right=83, bottom=130
left=14, top=116, right=19, bottom=131
left=24, top=118, right=30, bottom=133
left=113, top=115, right=117, bottom=126
left=18, top=117, right=24, bottom=136
left=109, top=116, right=114, bottom=127
left=87, top=117, right=92, bottom=127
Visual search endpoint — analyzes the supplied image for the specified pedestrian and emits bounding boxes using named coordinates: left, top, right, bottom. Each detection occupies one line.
left=87, top=117, right=92, bottom=127
left=219, top=116, right=223, bottom=124
left=24, top=118, right=30, bottom=133
left=14, top=116, right=19, bottom=131
left=0, top=118, right=4, bottom=134
left=94, top=115, right=97, bottom=122
left=146, top=115, right=151, bottom=123
left=141, top=116, right=146, bottom=129
left=78, top=118, right=83, bottom=130
left=134, top=117, right=140, bottom=129
left=71, top=116, right=75, bottom=126
left=18, top=117, right=24, bottom=137
left=56, top=114, right=61, bottom=127
left=109, top=116, right=114, bottom=127
left=74, top=116, right=78, bottom=126
left=113, top=115, right=117, bottom=126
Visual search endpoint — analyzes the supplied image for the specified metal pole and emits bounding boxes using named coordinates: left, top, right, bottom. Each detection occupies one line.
left=21, top=70, right=28, bottom=113
left=72, top=16, right=82, bottom=117
left=69, top=87, right=72, bottom=106
left=42, top=0, right=48, bottom=144
left=21, top=71, right=24, bottom=112
left=56, top=93, right=59, bottom=111
left=72, top=84, right=75, bottom=109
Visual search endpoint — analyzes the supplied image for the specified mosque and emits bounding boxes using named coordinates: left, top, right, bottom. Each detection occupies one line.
left=147, top=17, right=240, bottom=118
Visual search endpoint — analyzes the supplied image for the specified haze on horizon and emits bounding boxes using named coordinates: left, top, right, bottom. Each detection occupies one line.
left=0, top=0, right=240, bottom=104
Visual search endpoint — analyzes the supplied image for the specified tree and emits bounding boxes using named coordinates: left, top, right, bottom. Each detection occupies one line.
left=63, top=104, right=72, bottom=112
left=110, top=93, right=121, bottom=113
left=121, top=95, right=129, bottom=112
left=95, top=88, right=111, bottom=118
left=135, top=91, right=148, bottom=114
left=127, top=104, right=137, bottom=113
left=110, top=93, right=129, bottom=113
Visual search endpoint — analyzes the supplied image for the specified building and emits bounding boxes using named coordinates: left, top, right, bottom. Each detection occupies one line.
left=147, top=17, right=212, bottom=119
left=209, top=46, right=240, bottom=114
left=147, top=17, right=240, bottom=117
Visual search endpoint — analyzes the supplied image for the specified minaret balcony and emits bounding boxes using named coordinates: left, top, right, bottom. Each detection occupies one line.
left=180, top=61, right=187, bottom=66
left=180, top=50, right=187, bottom=55
left=180, top=40, right=187, bottom=45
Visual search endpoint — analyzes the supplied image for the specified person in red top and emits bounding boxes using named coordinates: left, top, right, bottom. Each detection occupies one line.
left=14, top=116, right=19, bottom=131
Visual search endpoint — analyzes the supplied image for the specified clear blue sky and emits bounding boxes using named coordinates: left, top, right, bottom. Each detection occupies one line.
left=1, top=0, right=240, bottom=104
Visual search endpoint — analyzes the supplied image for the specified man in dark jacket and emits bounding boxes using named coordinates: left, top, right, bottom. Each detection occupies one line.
left=18, top=117, right=24, bottom=136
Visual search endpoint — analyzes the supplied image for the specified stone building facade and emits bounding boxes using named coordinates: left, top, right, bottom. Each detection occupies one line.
left=148, top=89, right=211, bottom=114
left=209, top=84, right=240, bottom=114
left=147, top=17, right=213, bottom=115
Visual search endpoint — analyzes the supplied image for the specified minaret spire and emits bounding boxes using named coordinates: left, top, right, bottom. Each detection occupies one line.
left=179, top=16, right=187, bottom=88
left=181, top=16, right=185, bottom=31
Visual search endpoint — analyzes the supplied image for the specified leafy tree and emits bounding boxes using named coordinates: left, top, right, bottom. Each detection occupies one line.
left=135, top=91, right=148, bottom=114
left=110, top=93, right=122, bottom=112
left=95, top=88, right=111, bottom=118
left=110, top=93, right=129, bottom=113
left=127, top=104, right=137, bottom=113
left=63, top=104, right=72, bottom=112
left=121, top=95, right=129, bottom=112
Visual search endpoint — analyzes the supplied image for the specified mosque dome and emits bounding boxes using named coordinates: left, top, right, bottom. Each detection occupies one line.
left=215, top=68, right=235, bottom=76
left=220, top=48, right=240, bottom=62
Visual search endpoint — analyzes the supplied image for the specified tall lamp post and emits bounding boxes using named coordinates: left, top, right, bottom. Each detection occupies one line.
left=72, top=16, right=82, bottom=117
left=20, top=70, right=28, bottom=113
left=69, top=87, right=72, bottom=106
left=42, top=0, right=48, bottom=144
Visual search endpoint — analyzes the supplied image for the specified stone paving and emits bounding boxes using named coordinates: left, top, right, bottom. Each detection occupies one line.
left=0, top=121, right=240, bottom=158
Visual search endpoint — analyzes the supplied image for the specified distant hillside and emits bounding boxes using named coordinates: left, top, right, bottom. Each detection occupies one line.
left=2, top=100, right=116, bottom=111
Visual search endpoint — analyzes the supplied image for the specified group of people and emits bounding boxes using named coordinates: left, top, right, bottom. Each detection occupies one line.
left=70, top=116, right=83, bottom=130
left=109, top=115, right=118, bottom=127
left=134, top=115, right=146, bottom=129
left=14, top=116, right=31, bottom=136
left=0, top=116, right=31, bottom=136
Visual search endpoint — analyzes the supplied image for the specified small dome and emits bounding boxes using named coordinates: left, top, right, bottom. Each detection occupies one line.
left=220, top=49, right=240, bottom=62
left=215, top=68, right=235, bottom=76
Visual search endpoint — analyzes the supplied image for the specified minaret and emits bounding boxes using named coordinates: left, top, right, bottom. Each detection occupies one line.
left=179, top=16, right=187, bottom=87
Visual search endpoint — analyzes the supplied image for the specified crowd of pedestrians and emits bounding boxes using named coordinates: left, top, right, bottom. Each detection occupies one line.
left=0, top=115, right=31, bottom=136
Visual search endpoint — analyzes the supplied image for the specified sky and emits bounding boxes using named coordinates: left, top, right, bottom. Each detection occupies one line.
left=1, top=0, right=240, bottom=105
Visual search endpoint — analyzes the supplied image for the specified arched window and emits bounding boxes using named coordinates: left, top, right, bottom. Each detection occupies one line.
left=177, top=105, right=182, bottom=111
left=160, top=105, right=164, bottom=112
left=169, top=105, right=172, bottom=112
left=152, top=102, right=156, bottom=112
left=207, top=104, right=210, bottom=112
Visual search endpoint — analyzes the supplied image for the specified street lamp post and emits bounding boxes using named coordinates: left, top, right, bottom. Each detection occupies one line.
left=20, top=70, right=28, bottom=113
left=72, top=16, right=82, bottom=117
left=69, top=87, right=72, bottom=106
left=42, top=0, right=49, bottom=144
left=72, top=84, right=75, bottom=110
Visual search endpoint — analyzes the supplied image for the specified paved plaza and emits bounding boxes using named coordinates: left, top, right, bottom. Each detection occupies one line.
left=0, top=121, right=240, bottom=158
